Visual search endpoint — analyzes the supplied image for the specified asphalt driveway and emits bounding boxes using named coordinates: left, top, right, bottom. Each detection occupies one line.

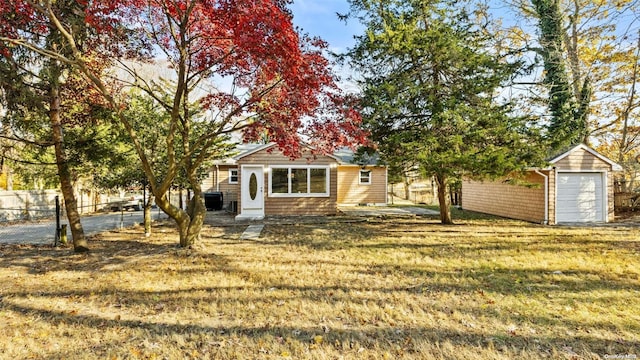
left=0, top=211, right=161, bottom=246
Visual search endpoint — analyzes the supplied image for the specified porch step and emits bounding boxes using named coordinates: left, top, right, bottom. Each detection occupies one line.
left=240, top=224, right=264, bottom=240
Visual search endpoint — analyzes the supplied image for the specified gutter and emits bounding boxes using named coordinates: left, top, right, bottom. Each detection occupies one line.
left=534, top=170, right=549, bottom=225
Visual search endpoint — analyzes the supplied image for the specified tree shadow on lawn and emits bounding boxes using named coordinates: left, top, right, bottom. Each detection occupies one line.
left=1, top=295, right=637, bottom=359
left=1, top=272, right=637, bottom=357
left=6, top=272, right=634, bottom=328
left=2, top=221, right=638, bottom=358
left=0, top=238, right=173, bottom=275
left=0, top=223, right=239, bottom=275
left=209, top=234, right=640, bottom=299
left=357, top=263, right=640, bottom=293
left=261, top=220, right=639, bottom=251
left=251, top=220, right=640, bottom=294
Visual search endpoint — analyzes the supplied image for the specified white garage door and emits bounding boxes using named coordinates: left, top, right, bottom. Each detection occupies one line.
left=556, top=172, right=604, bottom=223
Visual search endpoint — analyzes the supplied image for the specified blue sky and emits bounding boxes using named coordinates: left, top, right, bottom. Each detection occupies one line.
left=287, top=1, right=528, bottom=53
left=288, top=0, right=364, bottom=53
left=289, top=0, right=639, bottom=52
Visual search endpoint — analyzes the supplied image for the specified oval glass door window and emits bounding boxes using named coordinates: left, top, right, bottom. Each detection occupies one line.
left=249, top=173, right=258, bottom=200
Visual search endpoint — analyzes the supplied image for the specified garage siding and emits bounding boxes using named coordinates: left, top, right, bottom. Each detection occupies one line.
left=553, top=150, right=613, bottom=171
left=462, top=146, right=619, bottom=224
left=462, top=172, right=547, bottom=223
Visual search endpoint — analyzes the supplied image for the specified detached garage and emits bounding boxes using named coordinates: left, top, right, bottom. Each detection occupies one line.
left=462, top=144, right=622, bottom=224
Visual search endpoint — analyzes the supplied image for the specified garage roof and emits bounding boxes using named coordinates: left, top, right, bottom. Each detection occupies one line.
left=546, top=143, right=623, bottom=171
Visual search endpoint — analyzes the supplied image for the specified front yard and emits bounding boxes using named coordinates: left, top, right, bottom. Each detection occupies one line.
left=0, top=214, right=638, bottom=359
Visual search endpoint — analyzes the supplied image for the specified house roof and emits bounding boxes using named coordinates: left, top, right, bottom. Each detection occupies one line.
left=332, top=147, right=381, bottom=166
left=213, top=143, right=381, bottom=166
left=546, top=143, right=623, bottom=171
left=233, top=143, right=275, bottom=160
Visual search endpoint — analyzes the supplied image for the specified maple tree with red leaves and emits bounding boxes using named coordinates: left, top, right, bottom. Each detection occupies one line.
left=1, top=0, right=367, bottom=247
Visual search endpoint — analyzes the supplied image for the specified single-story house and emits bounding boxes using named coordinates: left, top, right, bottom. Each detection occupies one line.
left=201, top=143, right=387, bottom=219
left=462, top=144, right=623, bottom=224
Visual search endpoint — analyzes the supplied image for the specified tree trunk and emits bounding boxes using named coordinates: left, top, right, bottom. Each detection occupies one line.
left=144, top=210, right=152, bottom=236
left=0, top=126, right=9, bottom=190
left=153, top=187, right=205, bottom=248
left=50, top=83, right=89, bottom=252
left=435, top=173, right=453, bottom=225
left=144, top=199, right=153, bottom=237
left=183, top=190, right=205, bottom=247
left=6, top=167, right=13, bottom=191
left=404, top=174, right=410, bottom=201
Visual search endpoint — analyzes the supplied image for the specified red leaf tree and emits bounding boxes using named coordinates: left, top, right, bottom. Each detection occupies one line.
left=1, top=0, right=366, bottom=247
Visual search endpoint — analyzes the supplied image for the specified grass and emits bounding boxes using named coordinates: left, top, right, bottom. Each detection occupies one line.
left=0, top=212, right=638, bottom=359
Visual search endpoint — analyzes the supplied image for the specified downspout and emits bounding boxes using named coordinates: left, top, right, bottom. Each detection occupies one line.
left=385, top=165, right=389, bottom=205
left=534, top=170, right=549, bottom=225
left=215, top=165, right=220, bottom=192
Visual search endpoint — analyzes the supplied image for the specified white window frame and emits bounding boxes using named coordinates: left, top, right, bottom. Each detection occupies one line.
left=228, top=168, right=239, bottom=184
left=268, top=165, right=330, bottom=197
left=359, top=169, right=372, bottom=185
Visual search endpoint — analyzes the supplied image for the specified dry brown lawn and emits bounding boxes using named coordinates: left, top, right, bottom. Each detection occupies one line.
left=0, top=214, right=638, bottom=359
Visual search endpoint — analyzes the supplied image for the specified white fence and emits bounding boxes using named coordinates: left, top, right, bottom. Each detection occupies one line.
left=0, top=190, right=60, bottom=222
left=0, top=189, right=213, bottom=223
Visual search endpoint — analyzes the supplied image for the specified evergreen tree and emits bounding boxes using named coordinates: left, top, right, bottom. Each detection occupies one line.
left=345, top=0, right=545, bottom=224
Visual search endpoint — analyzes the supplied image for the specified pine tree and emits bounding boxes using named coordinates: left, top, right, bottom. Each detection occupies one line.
left=345, top=0, right=545, bottom=224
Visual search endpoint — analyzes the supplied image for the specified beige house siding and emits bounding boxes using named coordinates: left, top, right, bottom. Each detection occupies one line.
left=202, top=165, right=239, bottom=193
left=218, top=166, right=240, bottom=196
left=237, top=146, right=338, bottom=216
left=263, top=188, right=337, bottom=215
left=202, top=169, right=215, bottom=192
left=201, top=165, right=240, bottom=208
left=337, top=166, right=387, bottom=205
left=462, top=172, right=546, bottom=223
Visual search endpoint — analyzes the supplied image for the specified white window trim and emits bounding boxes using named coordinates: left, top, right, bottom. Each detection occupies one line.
left=268, top=165, right=330, bottom=198
left=359, top=169, right=372, bottom=185
left=229, top=168, right=239, bottom=184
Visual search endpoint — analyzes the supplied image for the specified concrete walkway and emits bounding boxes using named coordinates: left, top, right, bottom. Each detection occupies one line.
left=240, top=224, right=264, bottom=239
left=338, top=206, right=439, bottom=217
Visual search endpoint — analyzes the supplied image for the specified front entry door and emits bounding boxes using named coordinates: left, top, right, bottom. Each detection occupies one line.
left=239, top=165, right=264, bottom=219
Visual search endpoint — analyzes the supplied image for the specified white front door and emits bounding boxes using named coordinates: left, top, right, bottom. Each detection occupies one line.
left=238, top=165, right=264, bottom=219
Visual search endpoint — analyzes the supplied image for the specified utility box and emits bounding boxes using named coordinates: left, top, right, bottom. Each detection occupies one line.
left=204, top=192, right=223, bottom=211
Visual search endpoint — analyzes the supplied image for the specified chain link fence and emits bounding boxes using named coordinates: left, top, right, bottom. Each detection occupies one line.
left=0, top=190, right=198, bottom=245
left=1, top=190, right=142, bottom=245
left=0, top=190, right=60, bottom=223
